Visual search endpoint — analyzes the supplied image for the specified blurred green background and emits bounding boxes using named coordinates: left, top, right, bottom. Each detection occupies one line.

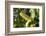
left=13, top=8, right=39, bottom=28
